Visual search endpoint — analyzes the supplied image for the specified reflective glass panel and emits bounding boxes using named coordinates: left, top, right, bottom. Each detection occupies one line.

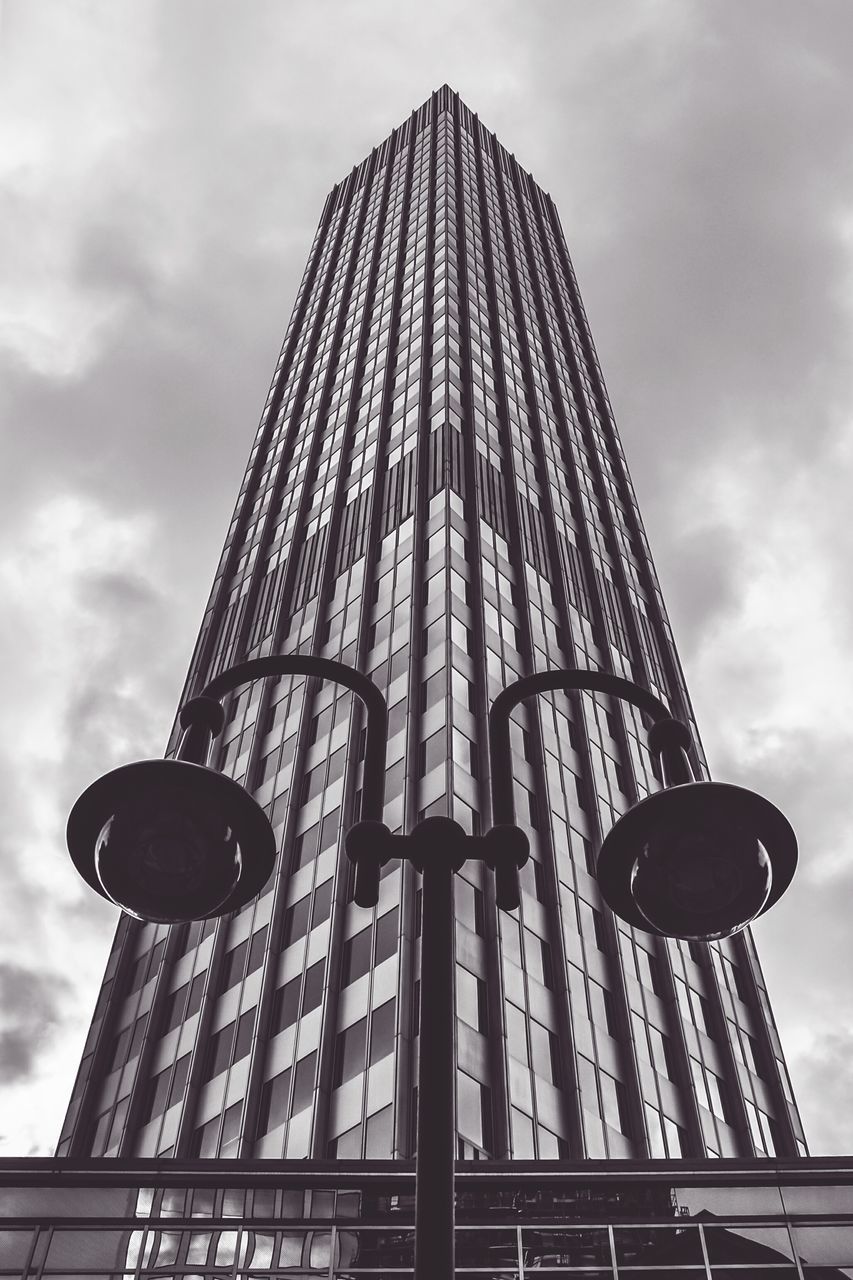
left=0, top=1230, right=31, bottom=1266
left=784, top=1184, right=853, bottom=1214
left=705, top=1225, right=794, bottom=1264
left=672, top=1184, right=785, bottom=1216
left=45, top=1229, right=134, bottom=1266
left=614, top=1225, right=703, bottom=1266
left=334, top=1228, right=414, bottom=1267
left=794, top=1224, right=853, bottom=1265
left=456, top=1227, right=518, bottom=1268
left=522, top=1227, right=611, bottom=1267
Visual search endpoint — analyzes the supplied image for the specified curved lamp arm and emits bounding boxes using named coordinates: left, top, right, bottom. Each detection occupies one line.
left=180, top=656, right=389, bottom=822
left=487, top=668, right=689, bottom=827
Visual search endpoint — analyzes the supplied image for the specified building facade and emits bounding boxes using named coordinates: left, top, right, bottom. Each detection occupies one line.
left=5, top=1157, right=853, bottom=1277
left=57, top=86, right=806, bottom=1167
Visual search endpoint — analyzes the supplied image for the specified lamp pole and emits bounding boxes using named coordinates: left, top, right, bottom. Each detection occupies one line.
left=68, top=660, right=797, bottom=1280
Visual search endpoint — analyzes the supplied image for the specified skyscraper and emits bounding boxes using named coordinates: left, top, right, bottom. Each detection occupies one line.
left=57, top=84, right=806, bottom=1168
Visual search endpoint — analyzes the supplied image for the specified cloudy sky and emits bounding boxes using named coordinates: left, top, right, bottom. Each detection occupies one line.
left=2, top=0, right=852, bottom=1157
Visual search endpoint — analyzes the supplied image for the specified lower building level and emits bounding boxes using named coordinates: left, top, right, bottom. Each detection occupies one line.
left=0, top=1156, right=851, bottom=1276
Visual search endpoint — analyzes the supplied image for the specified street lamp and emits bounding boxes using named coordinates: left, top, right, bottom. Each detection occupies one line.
left=69, top=654, right=529, bottom=1280
left=489, top=670, right=797, bottom=942
left=66, top=660, right=797, bottom=1280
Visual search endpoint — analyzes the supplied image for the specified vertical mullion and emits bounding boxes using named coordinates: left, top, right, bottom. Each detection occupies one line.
left=402, top=95, right=442, bottom=1160
left=228, top=158, right=379, bottom=1159
left=64, top=915, right=135, bottom=1155
left=532, top=185, right=767, bottom=1158
left=112, top=925, right=182, bottom=1154
left=491, top=138, right=652, bottom=1159
left=470, top=120, right=581, bottom=1160
left=512, top=162, right=701, bottom=1162
left=303, top=139, right=399, bottom=1159
left=337, top=112, right=421, bottom=1160
left=450, top=96, right=514, bottom=1161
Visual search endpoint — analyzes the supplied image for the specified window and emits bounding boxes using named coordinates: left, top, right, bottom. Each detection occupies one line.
left=191, top=1115, right=219, bottom=1157
left=128, top=1014, right=147, bottom=1061
left=204, top=1022, right=234, bottom=1081
left=309, top=706, right=333, bottom=744
left=311, top=879, right=334, bottom=929
left=600, top=1072, right=631, bottom=1136
left=327, top=745, right=346, bottom=785
left=319, top=807, right=341, bottom=852
left=109, top=1025, right=132, bottom=1071
left=222, top=940, right=247, bottom=992
left=293, top=825, right=319, bottom=870
left=186, top=972, right=205, bottom=1019
left=272, top=978, right=300, bottom=1036
left=234, top=1008, right=255, bottom=1063
left=532, top=1022, right=563, bottom=1089
left=142, top=1068, right=171, bottom=1123
left=334, top=1018, right=367, bottom=1086
left=375, top=907, right=399, bottom=965
left=283, top=894, right=311, bottom=948
left=343, top=926, right=372, bottom=986
left=591, top=907, right=608, bottom=953
left=163, top=984, right=188, bottom=1034
left=421, top=670, right=445, bottom=712
left=291, top=1051, right=317, bottom=1114
left=370, top=998, right=396, bottom=1064
left=530, top=857, right=546, bottom=902
left=301, top=765, right=325, bottom=804
left=419, top=729, right=446, bottom=777
left=221, top=1101, right=241, bottom=1155
left=257, top=1068, right=292, bottom=1137
left=168, top=1053, right=191, bottom=1109
left=301, top=960, right=325, bottom=1015
left=246, top=926, right=268, bottom=976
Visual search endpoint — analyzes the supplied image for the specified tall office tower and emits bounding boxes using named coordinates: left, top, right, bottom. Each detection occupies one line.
left=57, top=85, right=806, bottom=1167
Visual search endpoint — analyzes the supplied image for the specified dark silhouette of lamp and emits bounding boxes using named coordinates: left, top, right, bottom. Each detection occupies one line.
left=488, top=670, right=796, bottom=942
left=66, top=659, right=798, bottom=1280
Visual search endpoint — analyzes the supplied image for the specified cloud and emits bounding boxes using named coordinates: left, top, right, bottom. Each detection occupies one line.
left=0, top=963, right=71, bottom=1085
left=787, top=1027, right=853, bottom=1156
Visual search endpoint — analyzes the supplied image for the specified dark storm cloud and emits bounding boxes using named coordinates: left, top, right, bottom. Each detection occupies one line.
left=1, top=0, right=852, bottom=1153
left=0, top=963, right=71, bottom=1085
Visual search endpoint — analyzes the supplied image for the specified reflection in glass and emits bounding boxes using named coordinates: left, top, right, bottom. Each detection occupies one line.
left=309, top=1229, right=333, bottom=1268
left=0, top=1186, right=136, bottom=1218
left=135, top=1186, right=155, bottom=1217
left=794, top=1223, right=853, bottom=1266
left=44, top=1227, right=134, bottom=1267
left=673, top=1185, right=785, bottom=1216
left=160, top=1187, right=187, bottom=1217
left=456, top=1226, right=518, bottom=1268
left=186, top=1229, right=213, bottom=1263
left=705, top=1224, right=794, bottom=1263
left=280, top=1230, right=309, bottom=1267
left=0, top=1231, right=32, bottom=1268
left=710, top=1270, right=797, bottom=1279
left=244, top=1229, right=275, bottom=1266
left=141, top=1227, right=180, bottom=1265
left=784, top=1186, right=853, bottom=1215
left=191, top=1186, right=216, bottom=1217
left=211, top=1223, right=235, bottom=1264
left=523, top=1226, right=611, bottom=1267
left=335, top=1228, right=415, bottom=1267
left=614, top=1224, right=703, bottom=1266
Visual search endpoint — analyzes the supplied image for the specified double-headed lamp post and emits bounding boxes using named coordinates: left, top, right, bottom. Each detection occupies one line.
left=67, top=658, right=797, bottom=1280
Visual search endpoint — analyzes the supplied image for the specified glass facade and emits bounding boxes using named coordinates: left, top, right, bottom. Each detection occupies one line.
left=57, top=85, right=804, bottom=1166
left=3, top=1159, right=853, bottom=1277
